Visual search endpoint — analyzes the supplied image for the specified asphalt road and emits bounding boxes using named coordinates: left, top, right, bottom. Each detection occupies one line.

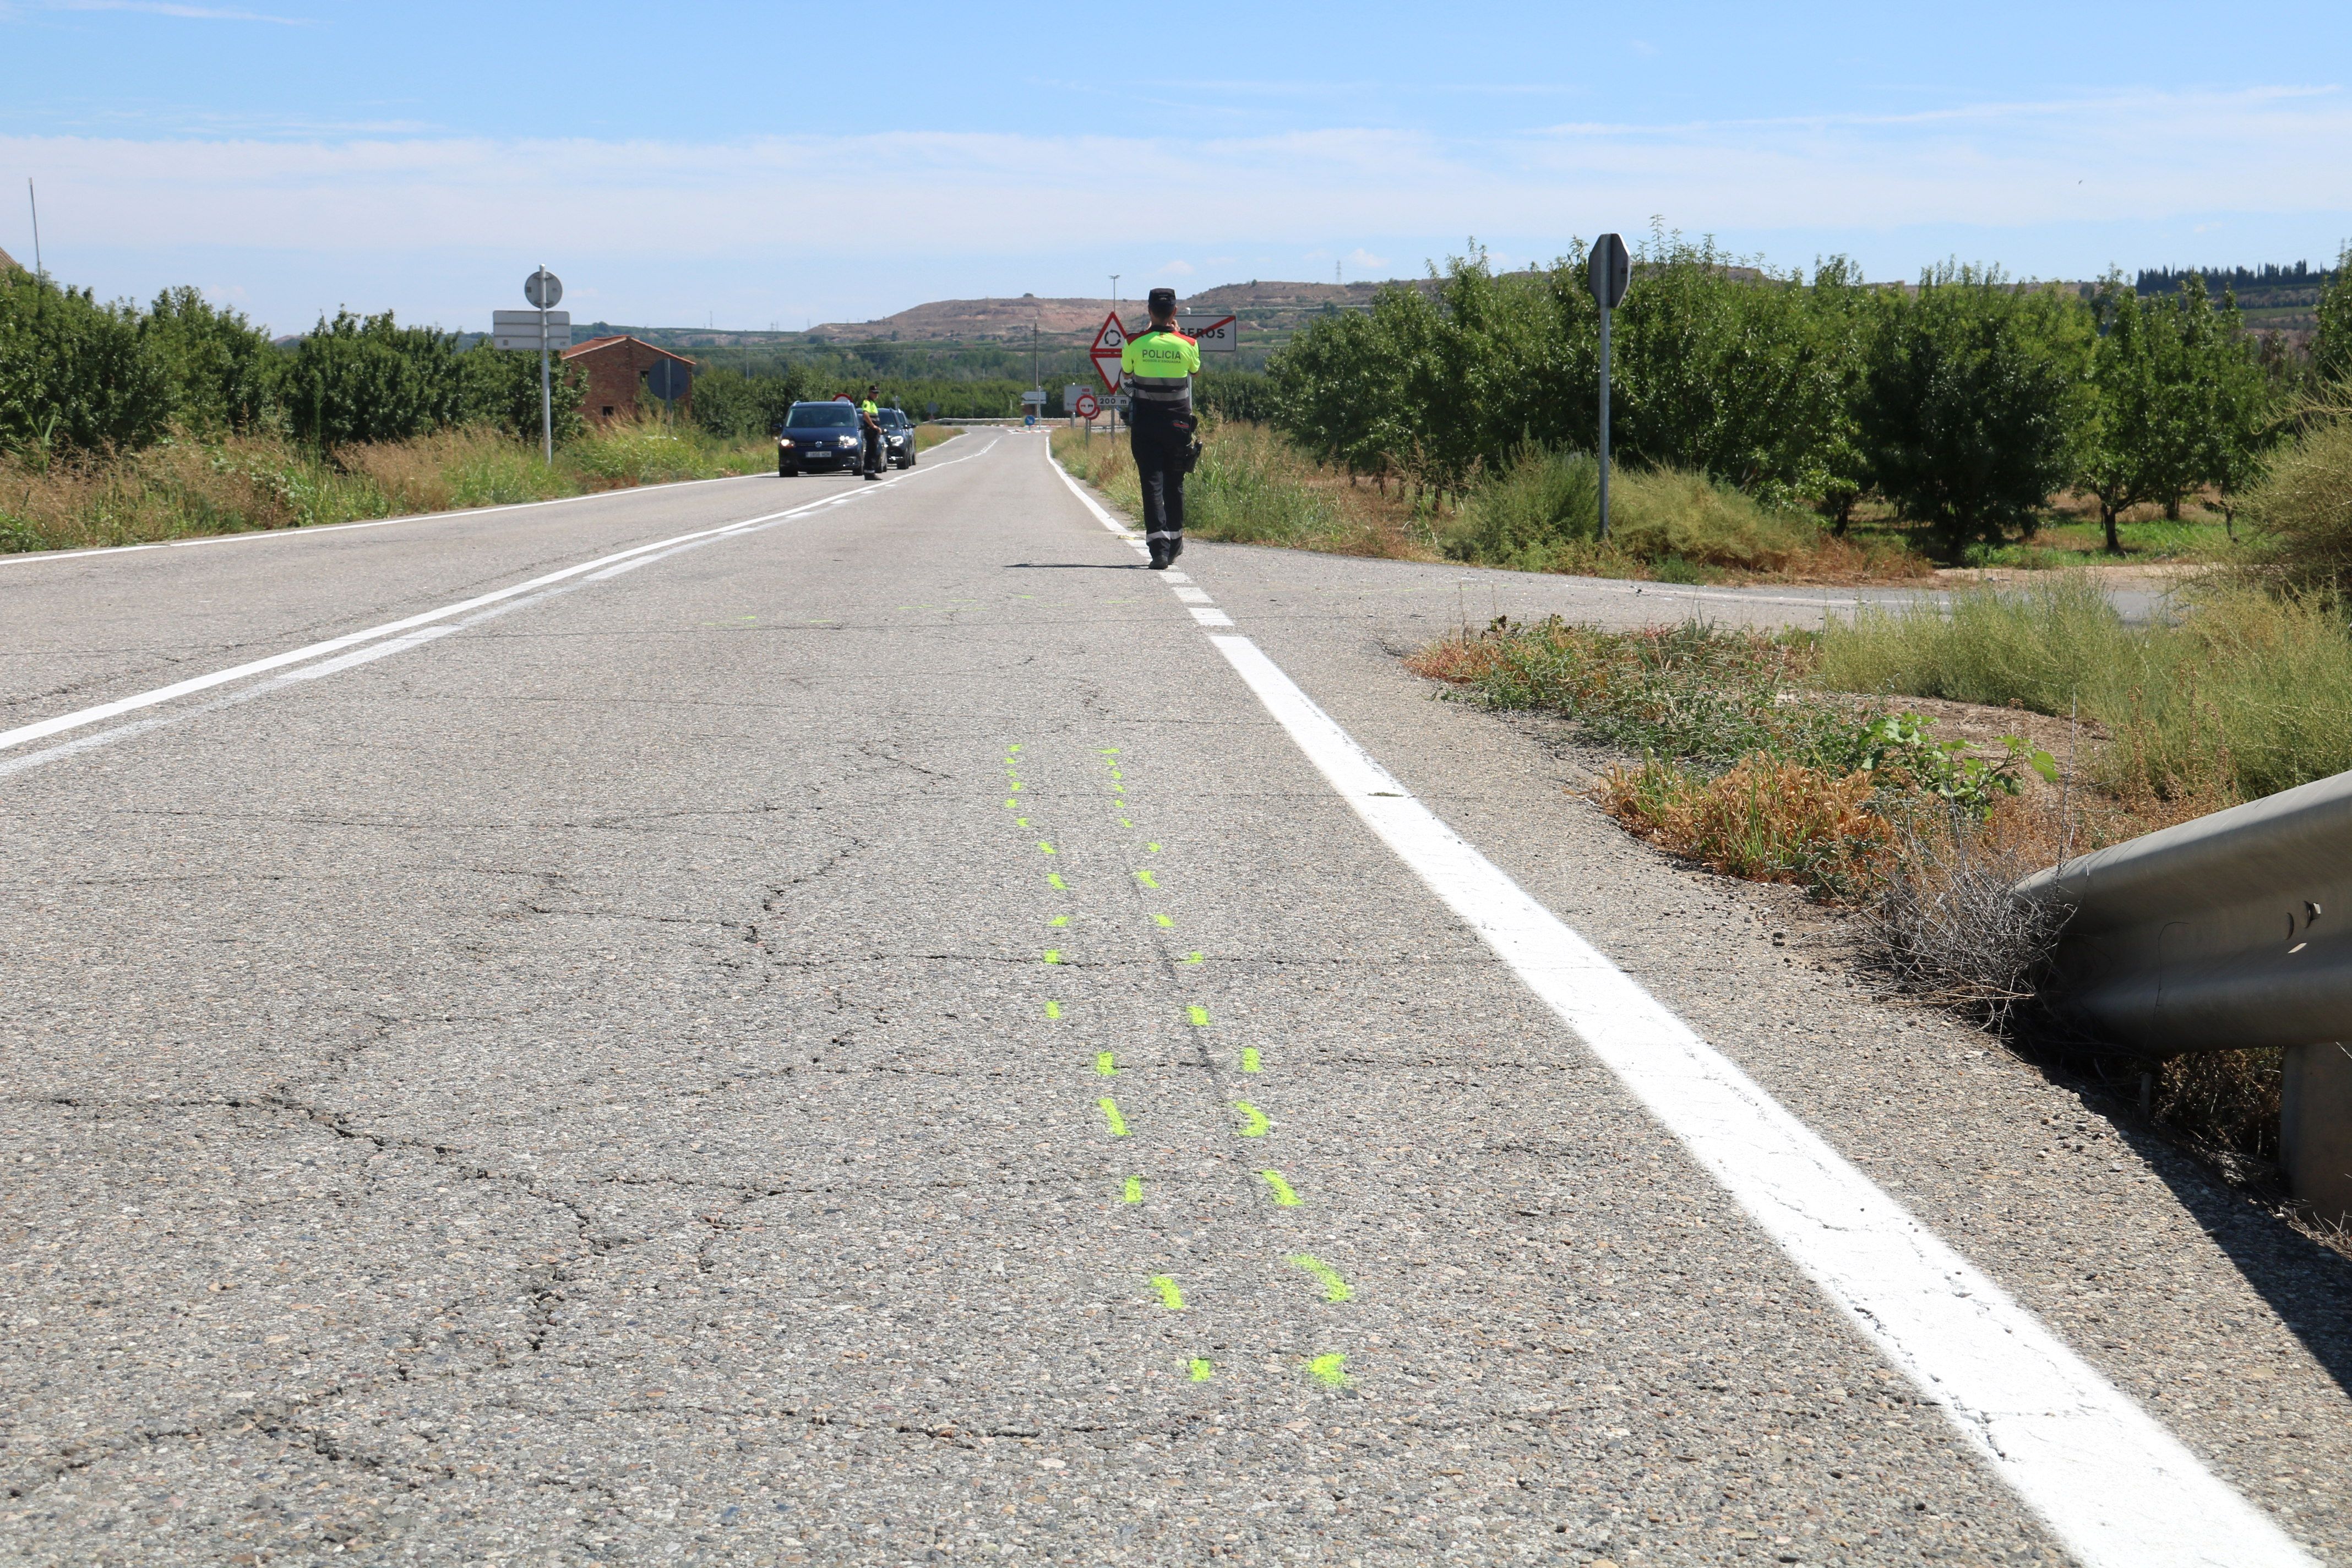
left=1, top=435, right=2346, bottom=1566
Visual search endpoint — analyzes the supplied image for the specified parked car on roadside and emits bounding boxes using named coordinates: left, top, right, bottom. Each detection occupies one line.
left=776, top=401, right=864, bottom=476
left=878, top=407, right=918, bottom=469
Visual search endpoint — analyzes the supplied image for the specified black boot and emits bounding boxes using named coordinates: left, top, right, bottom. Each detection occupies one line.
left=1147, top=538, right=1169, bottom=570
left=1167, top=534, right=1184, bottom=563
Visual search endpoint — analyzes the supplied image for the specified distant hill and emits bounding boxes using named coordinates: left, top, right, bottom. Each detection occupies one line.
left=796, top=279, right=1430, bottom=349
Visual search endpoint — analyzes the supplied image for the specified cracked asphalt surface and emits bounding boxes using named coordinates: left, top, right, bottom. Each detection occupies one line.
left=1, top=433, right=2346, bottom=1565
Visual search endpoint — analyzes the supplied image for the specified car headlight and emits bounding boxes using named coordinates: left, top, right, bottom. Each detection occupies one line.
left=839, top=435, right=858, bottom=447
left=779, top=438, right=796, bottom=448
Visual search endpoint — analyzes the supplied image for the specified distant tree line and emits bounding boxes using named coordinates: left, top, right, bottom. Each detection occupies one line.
left=1260, top=237, right=2343, bottom=556
left=2135, top=261, right=2336, bottom=296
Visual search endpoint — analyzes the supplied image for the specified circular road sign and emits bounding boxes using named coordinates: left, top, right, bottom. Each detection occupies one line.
left=1073, top=391, right=1100, bottom=420
left=524, top=268, right=563, bottom=309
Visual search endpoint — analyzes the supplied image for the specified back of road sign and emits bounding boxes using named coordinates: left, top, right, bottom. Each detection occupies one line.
left=1588, top=233, right=1630, bottom=309
left=491, top=309, right=571, bottom=352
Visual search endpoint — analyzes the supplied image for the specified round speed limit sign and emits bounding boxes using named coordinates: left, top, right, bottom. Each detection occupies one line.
left=1073, top=391, right=1100, bottom=420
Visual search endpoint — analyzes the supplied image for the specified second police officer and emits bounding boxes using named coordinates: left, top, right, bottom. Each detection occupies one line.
left=1118, top=288, right=1202, bottom=569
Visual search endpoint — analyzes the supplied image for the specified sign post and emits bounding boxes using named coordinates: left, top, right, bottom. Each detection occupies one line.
left=1587, top=235, right=1629, bottom=541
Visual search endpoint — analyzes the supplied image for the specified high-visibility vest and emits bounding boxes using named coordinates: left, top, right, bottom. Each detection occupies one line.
left=1119, top=330, right=1200, bottom=412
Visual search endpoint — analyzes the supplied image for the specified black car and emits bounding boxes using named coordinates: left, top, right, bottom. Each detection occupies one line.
left=877, top=407, right=918, bottom=469
left=776, top=401, right=866, bottom=476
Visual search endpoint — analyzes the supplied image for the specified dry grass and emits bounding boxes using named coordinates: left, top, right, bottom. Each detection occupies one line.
left=1598, top=756, right=1890, bottom=894
left=0, top=418, right=777, bottom=553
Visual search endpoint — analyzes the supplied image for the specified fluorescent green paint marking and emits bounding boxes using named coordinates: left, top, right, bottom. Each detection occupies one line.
left=1289, top=1255, right=1353, bottom=1303
left=1005, top=798, right=1017, bottom=809
left=1109, top=782, right=1124, bottom=794
left=1134, top=869, right=1158, bottom=889
left=1119, top=818, right=1135, bottom=828
left=1043, top=950, right=1062, bottom=965
left=1098, top=748, right=1119, bottom=755
left=1147, top=842, right=1161, bottom=853
left=1016, top=818, right=1030, bottom=827
left=1109, top=769, right=1124, bottom=780
left=1095, top=1051, right=1117, bottom=1076
left=1044, top=1000, right=1063, bottom=1020
left=1241, top=1047, right=1261, bottom=1072
left=1233, top=1101, right=1270, bottom=1137
left=1008, top=781, right=1023, bottom=791
left=1188, top=1005, right=1211, bottom=1027
left=1307, top=1353, right=1349, bottom=1387
left=1049, top=914, right=1069, bottom=927
left=1038, top=842, right=1057, bottom=856
left=1150, top=1275, right=1185, bottom=1310
left=1189, top=1358, right=1214, bottom=1382
left=1008, top=745, right=1022, bottom=754
left=1185, top=951, right=1204, bottom=965
left=1124, top=1176, right=1144, bottom=1204
left=1048, top=874, right=1067, bottom=890
left=1154, top=913, right=1174, bottom=928
left=1259, top=1169, right=1300, bottom=1206
left=1098, top=1098, right=1129, bottom=1137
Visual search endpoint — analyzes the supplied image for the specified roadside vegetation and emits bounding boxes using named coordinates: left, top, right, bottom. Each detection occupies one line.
left=1404, top=401, right=2352, bottom=1180
left=0, top=266, right=957, bottom=553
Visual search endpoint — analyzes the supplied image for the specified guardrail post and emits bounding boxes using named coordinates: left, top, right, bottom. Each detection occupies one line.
left=2283, top=1042, right=2352, bottom=1226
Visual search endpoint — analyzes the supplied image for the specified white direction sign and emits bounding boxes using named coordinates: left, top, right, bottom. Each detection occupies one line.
left=1177, top=312, right=1238, bottom=352
left=491, top=309, right=570, bottom=352
left=1088, top=312, right=1129, bottom=392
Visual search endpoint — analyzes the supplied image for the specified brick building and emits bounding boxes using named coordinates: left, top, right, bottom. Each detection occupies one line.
left=560, top=334, right=697, bottom=424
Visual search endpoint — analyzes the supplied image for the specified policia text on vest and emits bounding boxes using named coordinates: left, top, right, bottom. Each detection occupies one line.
left=1119, top=288, right=1204, bottom=570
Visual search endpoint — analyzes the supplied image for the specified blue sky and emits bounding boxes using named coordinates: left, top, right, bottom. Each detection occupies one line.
left=6, top=1, right=2352, bottom=333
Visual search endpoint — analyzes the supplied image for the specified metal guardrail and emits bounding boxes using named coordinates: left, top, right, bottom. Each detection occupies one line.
left=2018, top=769, right=2352, bottom=1220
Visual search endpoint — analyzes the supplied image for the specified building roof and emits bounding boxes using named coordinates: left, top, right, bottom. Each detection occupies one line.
left=0, top=244, right=21, bottom=274
left=560, top=333, right=696, bottom=364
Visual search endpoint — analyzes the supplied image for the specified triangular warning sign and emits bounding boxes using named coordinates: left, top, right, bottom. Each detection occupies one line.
left=1090, top=312, right=1128, bottom=356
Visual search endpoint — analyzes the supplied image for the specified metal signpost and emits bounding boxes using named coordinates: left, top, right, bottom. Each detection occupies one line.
left=1587, top=234, right=1629, bottom=540
left=491, top=268, right=568, bottom=464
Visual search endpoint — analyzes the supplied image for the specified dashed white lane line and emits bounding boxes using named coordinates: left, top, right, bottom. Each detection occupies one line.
left=1201, top=633, right=2310, bottom=1568
left=1042, top=442, right=2313, bottom=1567
left=1, top=439, right=998, bottom=763
left=1188, top=607, right=1234, bottom=627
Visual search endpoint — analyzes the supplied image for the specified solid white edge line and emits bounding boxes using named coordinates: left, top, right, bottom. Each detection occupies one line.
left=0, top=440, right=1001, bottom=758
left=1201, top=629, right=2311, bottom=1568
left=0, top=470, right=776, bottom=568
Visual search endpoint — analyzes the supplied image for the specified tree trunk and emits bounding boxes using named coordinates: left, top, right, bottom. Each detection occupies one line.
left=2101, top=503, right=2123, bottom=556
left=2163, top=496, right=2182, bottom=522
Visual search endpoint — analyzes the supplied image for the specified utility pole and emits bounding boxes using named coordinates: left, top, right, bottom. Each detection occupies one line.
left=26, top=178, right=42, bottom=277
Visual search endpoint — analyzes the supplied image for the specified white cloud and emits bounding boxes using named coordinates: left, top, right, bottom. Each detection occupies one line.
left=1346, top=248, right=1388, bottom=271
left=45, top=0, right=312, bottom=21
left=10, top=84, right=2352, bottom=320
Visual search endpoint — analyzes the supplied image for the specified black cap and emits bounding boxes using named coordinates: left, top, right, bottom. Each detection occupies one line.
left=1147, top=287, right=1178, bottom=312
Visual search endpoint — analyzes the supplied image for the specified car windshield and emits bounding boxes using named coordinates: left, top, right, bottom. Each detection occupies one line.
left=787, top=403, right=858, bottom=429
left=879, top=410, right=909, bottom=427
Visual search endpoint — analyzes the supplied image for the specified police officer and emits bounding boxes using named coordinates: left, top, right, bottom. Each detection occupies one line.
left=858, top=384, right=885, bottom=481
left=1119, top=288, right=1201, bottom=569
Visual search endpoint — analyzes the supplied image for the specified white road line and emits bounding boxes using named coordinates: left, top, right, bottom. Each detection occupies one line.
left=1203, top=629, right=2309, bottom=1568
left=0, top=438, right=997, bottom=760
left=1188, top=606, right=1234, bottom=627
left=280, top=625, right=461, bottom=680
left=0, top=471, right=777, bottom=568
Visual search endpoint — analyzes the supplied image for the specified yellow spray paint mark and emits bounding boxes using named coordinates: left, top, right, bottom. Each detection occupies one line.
left=1189, top=1357, right=1214, bottom=1382
left=1099, top=1098, right=1129, bottom=1137
left=1185, top=951, right=1204, bottom=965
left=1147, top=842, right=1162, bottom=853
left=1043, top=950, right=1063, bottom=965
left=1119, top=818, right=1135, bottom=828
left=1289, top=1255, right=1353, bottom=1303
left=1241, top=1047, right=1261, bottom=1072
left=1150, top=1276, right=1185, bottom=1310
left=1008, top=781, right=1023, bottom=791
left=1044, top=1000, right=1063, bottom=1020
left=1307, top=1353, right=1349, bottom=1387
left=1048, top=874, right=1067, bottom=890
left=1109, top=769, right=1124, bottom=780
left=1038, top=842, right=1057, bottom=856
left=1153, top=913, right=1175, bottom=928
left=1098, top=748, right=1119, bottom=755
left=1049, top=914, right=1069, bottom=927
left=1259, top=1169, right=1300, bottom=1206
left=1016, top=818, right=1031, bottom=827
left=1188, top=1005, right=1211, bottom=1027
left=1109, top=782, right=1124, bottom=794
left=1134, top=870, right=1158, bottom=889
left=1007, top=745, right=1022, bottom=754
left=1095, top=1051, right=1117, bottom=1076
left=1004, top=798, right=1017, bottom=809
left=1124, top=1175, right=1144, bottom=1204
left=1233, top=1102, right=1270, bottom=1137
